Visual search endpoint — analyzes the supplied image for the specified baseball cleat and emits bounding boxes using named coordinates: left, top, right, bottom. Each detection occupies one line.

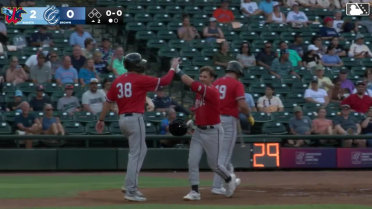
left=211, top=187, right=226, bottom=195
left=121, top=187, right=145, bottom=197
left=225, top=173, right=237, bottom=198
left=235, top=177, right=241, bottom=186
left=124, top=191, right=147, bottom=202
left=183, top=190, right=201, bottom=200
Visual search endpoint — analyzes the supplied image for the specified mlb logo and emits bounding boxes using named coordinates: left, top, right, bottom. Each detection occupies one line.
left=346, top=3, right=370, bottom=16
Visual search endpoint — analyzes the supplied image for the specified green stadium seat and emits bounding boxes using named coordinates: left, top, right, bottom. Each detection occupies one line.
left=147, top=39, right=167, bottom=49
left=0, top=55, right=8, bottom=65
left=251, top=112, right=272, bottom=123
left=145, top=122, right=158, bottom=134
left=271, top=112, right=292, bottom=124
left=158, top=0, right=175, bottom=6
left=192, top=56, right=213, bottom=66
left=184, top=5, right=203, bottom=14
left=260, top=31, right=280, bottom=41
left=201, top=47, right=218, bottom=57
left=249, top=83, right=266, bottom=94
left=180, top=48, right=201, bottom=58
left=248, top=22, right=268, bottom=33
left=126, top=5, right=145, bottom=14
left=104, top=112, right=119, bottom=122
left=197, top=0, right=218, bottom=7
left=86, top=122, right=109, bottom=135
left=4, top=111, right=21, bottom=123
left=123, top=13, right=134, bottom=23
left=165, top=5, right=183, bottom=15
left=125, top=22, right=146, bottom=31
left=59, top=112, right=74, bottom=123
left=134, top=13, right=153, bottom=23
left=239, top=31, right=259, bottom=41
left=109, top=122, right=122, bottom=135
left=303, top=103, right=322, bottom=113
left=144, top=111, right=164, bottom=123
left=74, top=111, right=97, bottom=124
left=154, top=14, right=174, bottom=23
left=190, top=39, right=216, bottom=49
left=135, top=30, right=156, bottom=40
left=0, top=122, right=12, bottom=134
left=157, top=30, right=177, bottom=40
left=3, top=83, right=16, bottom=94
left=262, top=121, right=288, bottom=134
left=176, top=0, right=192, bottom=6
left=15, top=82, right=37, bottom=94
left=158, top=47, right=179, bottom=57
left=63, top=122, right=86, bottom=135
left=146, top=5, right=164, bottom=14
left=147, top=22, right=167, bottom=31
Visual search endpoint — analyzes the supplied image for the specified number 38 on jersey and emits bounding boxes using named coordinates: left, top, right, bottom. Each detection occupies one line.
left=117, top=82, right=132, bottom=98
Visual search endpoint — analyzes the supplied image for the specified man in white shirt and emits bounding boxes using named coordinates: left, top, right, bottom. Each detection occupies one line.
left=286, top=3, right=311, bottom=27
left=304, top=78, right=329, bottom=106
left=241, top=0, right=261, bottom=17
left=257, top=85, right=284, bottom=113
left=348, top=34, right=372, bottom=58
left=82, top=78, right=106, bottom=115
left=333, top=10, right=344, bottom=33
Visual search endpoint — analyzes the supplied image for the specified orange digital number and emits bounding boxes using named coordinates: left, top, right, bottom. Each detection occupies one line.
left=267, top=143, right=280, bottom=167
left=253, top=143, right=280, bottom=167
left=253, top=143, right=265, bottom=167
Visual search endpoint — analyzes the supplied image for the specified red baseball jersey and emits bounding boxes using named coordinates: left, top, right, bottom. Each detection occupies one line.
left=106, top=71, right=174, bottom=114
left=191, top=81, right=221, bottom=126
left=213, top=76, right=245, bottom=118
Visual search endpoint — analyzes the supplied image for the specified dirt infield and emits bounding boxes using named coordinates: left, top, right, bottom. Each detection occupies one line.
left=3, top=171, right=372, bottom=208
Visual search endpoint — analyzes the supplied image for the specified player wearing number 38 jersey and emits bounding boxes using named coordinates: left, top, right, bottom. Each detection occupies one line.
left=211, top=61, right=251, bottom=195
left=96, top=53, right=180, bottom=202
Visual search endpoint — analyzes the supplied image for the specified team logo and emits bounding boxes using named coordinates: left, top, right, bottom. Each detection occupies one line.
left=295, top=151, right=306, bottom=165
left=351, top=152, right=362, bottom=165
left=346, top=3, right=370, bottom=16
left=43, top=5, right=60, bottom=25
left=1, top=7, right=26, bottom=24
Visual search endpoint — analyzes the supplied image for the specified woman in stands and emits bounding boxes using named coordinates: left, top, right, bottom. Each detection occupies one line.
left=266, top=3, right=286, bottom=24
left=237, top=42, right=256, bottom=69
left=330, top=37, right=346, bottom=57
left=321, top=45, right=344, bottom=68
left=203, top=17, right=224, bottom=43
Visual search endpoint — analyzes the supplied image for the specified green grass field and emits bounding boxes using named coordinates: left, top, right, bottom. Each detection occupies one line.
left=1, top=174, right=371, bottom=209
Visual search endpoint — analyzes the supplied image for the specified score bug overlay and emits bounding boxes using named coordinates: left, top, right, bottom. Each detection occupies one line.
left=1, top=6, right=123, bottom=25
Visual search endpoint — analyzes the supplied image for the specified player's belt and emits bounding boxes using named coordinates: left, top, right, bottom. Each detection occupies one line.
left=197, top=125, right=214, bottom=130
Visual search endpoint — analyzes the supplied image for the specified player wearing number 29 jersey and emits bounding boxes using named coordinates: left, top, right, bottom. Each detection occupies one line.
left=96, top=53, right=180, bottom=202
left=211, top=61, right=251, bottom=195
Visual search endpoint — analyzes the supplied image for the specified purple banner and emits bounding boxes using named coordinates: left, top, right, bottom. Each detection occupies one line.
left=338, top=148, right=372, bottom=168
left=280, top=148, right=337, bottom=168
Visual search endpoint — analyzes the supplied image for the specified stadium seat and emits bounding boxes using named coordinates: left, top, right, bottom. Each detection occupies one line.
left=192, top=56, right=213, bottom=67
left=180, top=47, right=201, bottom=58
left=157, top=31, right=177, bottom=40
left=86, top=122, right=109, bottom=135
left=109, top=122, right=122, bottom=135
left=0, top=122, right=12, bottom=135
left=59, top=112, right=74, bottom=123
left=74, top=111, right=97, bottom=124
left=250, top=112, right=272, bottom=123
left=145, top=122, right=158, bottom=134
left=63, top=122, right=86, bottom=135
left=146, top=5, right=164, bottom=14
left=146, top=39, right=166, bottom=49
left=164, top=5, right=183, bottom=15
left=135, top=30, right=156, bottom=40
left=158, top=47, right=179, bottom=57
left=125, top=22, right=146, bottom=31
left=262, top=121, right=288, bottom=135
left=4, top=111, right=21, bottom=123
left=184, top=5, right=202, bottom=14
left=104, top=112, right=119, bottom=122
left=154, top=14, right=174, bottom=22
left=15, top=82, right=37, bottom=94
left=147, top=22, right=167, bottom=32
left=271, top=112, right=292, bottom=124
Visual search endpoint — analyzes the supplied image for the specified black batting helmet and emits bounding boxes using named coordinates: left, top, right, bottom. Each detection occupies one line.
left=169, top=118, right=188, bottom=136
left=226, top=60, right=243, bottom=77
left=124, top=52, right=147, bottom=73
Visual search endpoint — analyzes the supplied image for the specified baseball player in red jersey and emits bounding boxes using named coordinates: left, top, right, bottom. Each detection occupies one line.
left=212, top=61, right=251, bottom=195
left=96, top=53, right=180, bottom=202
left=177, top=66, right=238, bottom=201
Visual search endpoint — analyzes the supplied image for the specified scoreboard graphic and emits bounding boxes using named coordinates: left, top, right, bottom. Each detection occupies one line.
left=1, top=6, right=123, bottom=25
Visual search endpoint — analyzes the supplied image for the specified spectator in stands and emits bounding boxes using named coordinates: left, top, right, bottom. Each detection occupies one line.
left=266, top=3, right=286, bottom=24
left=29, top=26, right=53, bottom=47
left=257, top=85, right=284, bottom=113
left=348, top=34, right=372, bottom=59
left=311, top=36, right=326, bottom=56
left=288, top=106, right=312, bottom=147
left=298, top=0, right=331, bottom=8
left=25, top=50, right=50, bottom=73
left=319, top=17, right=339, bottom=40
left=159, top=108, right=177, bottom=135
left=55, top=56, right=78, bottom=86
left=82, top=78, right=106, bottom=115
left=241, top=0, right=261, bottom=17
left=70, top=45, right=86, bottom=71
left=284, top=0, right=298, bottom=7
left=365, top=68, right=372, bottom=92
left=57, top=84, right=81, bottom=115
left=203, top=17, right=224, bottom=43
left=48, top=51, right=61, bottom=76
left=93, top=51, right=109, bottom=76
left=6, top=56, right=28, bottom=85
left=278, top=41, right=302, bottom=67
left=331, top=78, right=348, bottom=103
left=286, top=3, right=311, bottom=28
left=79, top=58, right=99, bottom=87
left=213, top=41, right=234, bottom=67
left=357, top=14, right=372, bottom=34
left=312, top=64, right=334, bottom=94
left=311, top=107, right=335, bottom=145
left=305, top=78, right=329, bottom=106
left=321, top=45, right=343, bottom=68
left=256, top=41, right=276, bottom=72
left=259, top=0, right=274, bottom=17
left=82, top=38, right=95, bottom=59
left=69, top=25, right=95, bottom=48
left=302, top=44, right=321, bottom=69
left=0, top=15, right=7, bottom=37
left=330, top=37, right=347, bottom=57
left=177, top=14, right=200, bottom=41
left=30, top=53, right=52, bottom=84
left=98, top=38, right=113, bottom=63
left=239, top=92, right=256, bottom=134
left=289, top=33, right=306, bottom=57
left=109, top=46, right=126, bottom=76
left=341, top=81, right=372, bottom=113
left=361, top=107, right=372, bottom=147
left=152, top=87, right=189, bottom=115
left=334, top=104, right=364, bottom=147
left=6, top=90, right=24, bottom=112
left=338, top=69, right=355, bottom=93
left=270, top=49, right=300, bottom=79
left=15, top=101, right=41, bottom=148
left=41, top=103, right=65, bottom=136
left=213, top=0, right=235, bottom=23
left=29, top=85, right=51, bottom=112
left=237, top=42, right=256, bottom=69
left=333, top=10, right=344, bottom=33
